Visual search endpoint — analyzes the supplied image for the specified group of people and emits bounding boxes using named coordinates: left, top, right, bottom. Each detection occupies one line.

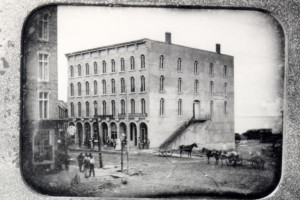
left=105, top=137, right=117, bottom=149
left=77, top=152, right=95, bottom=178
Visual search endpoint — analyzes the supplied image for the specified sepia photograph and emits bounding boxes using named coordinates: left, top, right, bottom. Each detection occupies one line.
left=21, top=5, right=284, bottom=198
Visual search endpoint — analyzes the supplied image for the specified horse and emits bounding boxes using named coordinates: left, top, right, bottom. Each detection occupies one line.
left=179, top=143, right=198, bottom=158
left=202, top=148, right=222, bottom=164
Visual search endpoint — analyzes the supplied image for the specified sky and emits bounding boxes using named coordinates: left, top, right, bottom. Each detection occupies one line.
left=57, top=6, right=284, bottom=133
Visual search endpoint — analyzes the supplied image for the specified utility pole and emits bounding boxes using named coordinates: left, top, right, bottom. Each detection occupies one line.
left=96, top=115, right=103, bottom=168
left=126, top=84, right=130, bottom=173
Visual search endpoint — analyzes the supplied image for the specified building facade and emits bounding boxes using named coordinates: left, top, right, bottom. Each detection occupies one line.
left=66, top=33, right=234, bottom=150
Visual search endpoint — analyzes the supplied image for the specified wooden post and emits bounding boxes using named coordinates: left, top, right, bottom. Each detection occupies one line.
left=96, top=117, right=103, bottom=168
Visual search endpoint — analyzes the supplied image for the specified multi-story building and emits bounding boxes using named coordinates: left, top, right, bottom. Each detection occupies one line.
left=66, top=33, right=234, bottom=150
left=58, top=100, right=68, bottom=119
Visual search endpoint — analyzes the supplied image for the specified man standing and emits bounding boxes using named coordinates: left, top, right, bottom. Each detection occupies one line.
left=83, top=153, right=90, bottom=178
left=89, top=153, right=95, bottom=177
left=77, top=152, right=84, bottom=172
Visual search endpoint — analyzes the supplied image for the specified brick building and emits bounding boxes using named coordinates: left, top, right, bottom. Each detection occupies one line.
left=66, top=33, right=234, bottom=150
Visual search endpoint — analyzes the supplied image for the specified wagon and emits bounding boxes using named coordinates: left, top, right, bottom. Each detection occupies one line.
left=225, top=155, right=265, bottom=169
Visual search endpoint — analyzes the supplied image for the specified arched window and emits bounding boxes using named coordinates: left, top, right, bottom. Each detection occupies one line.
left=85, top=63, right=89, bottom=75
left=159, top=55, right=164, bottom=70
left=111, top=59, right=115, bottom=72
left=194, top=61, right=199, bottom=74
left=94, top=62, right=98, bottom=75
left=141, top=98, right=146, bottom=114
left=86, top=101, right=89, bottom=117
left=121, top=100, right=126, bottom=114
left=178, top=78, right=182, bottom=93
left=178, top=99, right=182, bottom=115
left=78, top=102, right=81, bottom=117
left=85, top=81, right=89, bottom=95
left=140, top=54, right=145, bottom=69
left=160, top=76, right=164, bottom=92
left=160, top=98, right=164, bottom=116
left=224, top=65, right=227, bottom=78
left=121, top=78, right=125, bottom=93
left=102, top=61, right=106, bottom=73
left=210, top=100, right=214, bottom=117
left=94, top=81, right=98, bottom=95
left=94, top=101, right=98, bottom=116
left=78, top=65, right=82, bottom=76
left=224, top=101, right=227, bottom=115
left=210, top=81, right=214, bottom=95
left=130, top=77, right=135, bottom=92
left=70, top=102, right=74, bottom=117
left=39, top=13, right=49, bottom=40
left=131, top=99, right=135, bottom=114
left=141, top=76, right=145, bottom=92
left=111, top=100, right=116, bottom=116
left=70, top=65, right=74, bottom=77
left=177, top=58, right=181, bottom=72
left=102, top=101, right=106, bottom=115
left=111, top=79, right=115, bottom=94
left=224, top=83, right=227, bottom=96
left=102, top=80, right=106, bottom=94
left=209, top=63, right=214, bottom=76
left=77, top=82, right=81, bottom=96
left=70, top=83, right=74, bottom=96
left=194, top=80, right=199, bottom=94
left=120, top=58, right=125, bottom=71
left=130, top=56, right=135, bottom=70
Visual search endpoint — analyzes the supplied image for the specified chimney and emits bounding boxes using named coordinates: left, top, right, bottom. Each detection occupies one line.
left=165, top=32, right=171, bottom=44
left=216, top=43, right=221, bottom=54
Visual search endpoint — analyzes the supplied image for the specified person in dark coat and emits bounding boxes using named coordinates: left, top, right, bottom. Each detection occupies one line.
left=77, top=152, right=84, bottom=172
left=89, top=153, right=95, bottom=177
left=83, top=153, right=90, bottom=178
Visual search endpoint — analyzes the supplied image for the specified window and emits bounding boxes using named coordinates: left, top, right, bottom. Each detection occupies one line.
left=130, top=77, right=135, bottom=92
left=94, top=101, right=98, bottom=116
left=111, top=100, right=116, bottom=116
left=85, top=81, right=89, bottom=95
left=39, top=92, right=49, bottom=119
left=102, top=80, right=106, bottom=94
left=120, top=58, right=125, bottom=71
left=70, top=65, right=74, bottom=77
left=78, top=65, right=82, bottom=76
left=38, top=53, right=49, bottom=81
left=210, top=81, right=214, bottom=95
left=210, top=100, right=213, bottom=116
left=194, top=80, right=199, bottom=94
left=141, top=76, right=145, bottom=92
left=94, top=81, right=98, bottom=95
left=160, top=98, right=164, bottom=116
left=94, top=62, right=98, bottom=74
left=159, top=55, right=164, bottom=70
left=111, top=59, right=115, bottom=72
left=224, top=101, right=227, bottom=115
left=177, top=58, right=181, bottom=72
left=141, top=99, right=146, bottom=114
left=85, top=63, right=89, bottom=75
left=178, top=99, right=182, bottom=115
left=86, top=101, right=90, bottom=117
left=131, top=99, right=135, bottom=114
left=121, top=78, right=125, bottom=93
left=178, top=78, right=182, bottom=93
left=102, top=101, right=106, bottom=115
left=224, top=83, right=227, bottom=96
left=160, top=76, right=164, bottom=92
left=111, top=79, right=115, bottom=94
left=209, top=63, right=214, bottom=76
left=70, top=102, right=74, bottom=117
left=78, top=102, right=81, bottom=117
left=140, top=54, right=145, bottom=69
left=70, top=83, right=74, bottom=96
left=194, top=61, right=199, bottom=74
left=224, top=66, right=227, bottom=78
left=130, top=56, right=135, bottom=70
left=102, top=61, right=106, bottom=73
left=77, top=82, right=82, bottom=96
left=121, top=100, right=126, bottom=114
left=39, top=14, right=49, bottom=40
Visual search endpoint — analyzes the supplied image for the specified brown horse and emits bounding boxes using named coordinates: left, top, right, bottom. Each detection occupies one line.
left=179, top=143, right=198, bottom=158
left=202, top=148, right=222, bottom=164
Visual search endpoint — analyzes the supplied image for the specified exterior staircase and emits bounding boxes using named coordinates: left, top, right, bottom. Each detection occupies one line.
left=159, top=117, right=206, bottom=150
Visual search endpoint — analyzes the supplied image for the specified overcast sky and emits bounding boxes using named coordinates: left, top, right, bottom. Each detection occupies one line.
left=57, top=6, right=284, bottom=133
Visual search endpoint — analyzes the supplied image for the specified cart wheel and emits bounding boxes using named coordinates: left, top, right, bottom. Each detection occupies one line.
left=236, top=157, right=243, bottom=166
left=226, top=157, right=235, bottom=166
